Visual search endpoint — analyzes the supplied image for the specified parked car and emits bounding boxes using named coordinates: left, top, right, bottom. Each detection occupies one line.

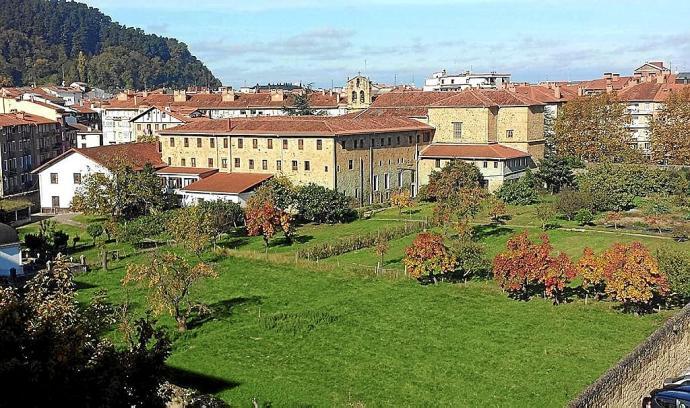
left=647, top=386, right=690, bottom=407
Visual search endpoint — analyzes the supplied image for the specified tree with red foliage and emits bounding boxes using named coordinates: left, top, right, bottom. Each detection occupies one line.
left=245, top=197, right=282, bottom=251
left=404, top=232, right=457, bottom=283
left=493, top=232, right=575, bottom=302
left=599, top=242, right=669, bottom=313
left=576, top=247, right=606, bottom=303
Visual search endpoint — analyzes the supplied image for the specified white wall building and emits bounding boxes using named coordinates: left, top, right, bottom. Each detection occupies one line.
left=423, top=70, right=511, bottom=92
left=102, top=107, right=140, bottom=145
left=72, top=123, right=103, bottom=148
left=178, top=172, right=272, bottom=207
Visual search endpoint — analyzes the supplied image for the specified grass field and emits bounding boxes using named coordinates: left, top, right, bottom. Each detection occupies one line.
left=17, top=202, right=689, bottom=406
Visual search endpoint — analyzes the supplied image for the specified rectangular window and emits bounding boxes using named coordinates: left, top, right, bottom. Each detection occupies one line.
left=210, top=138, right=215, bottom=148
left=208, top=158, right=214, bottom=167
left=408, top=135, right=413, bottom=144
left=398, top=172, right=403, bottom=187
left=221, top=158, right=228, bottom=168
left=223, top=138, right=229, bottom=148
left=494, top=161, right=499, bottom=168
left=298, top=139, right=304, bottom=150
left=435, top=159, right=441, bottom=168
left=184, top=138, right=189, bottom=147
left=506, top=129, right=514, bottom=138
left=453, top=122, right=463, bottom=139
left=73, top=173, right=81, bottom=184
left=348, top=160, right=353, bottom=170
left=50, top=173, right=58, bottom=184
left=252, top=138, right=258, bottom=149
left=262, top=160, right=268, bottom=170
left=304, top=161, right=311, bottom=171
left=483, top=161, right=488, bottom=168
left=291, top=160, right=298, bottom=171
left=384, top=173, right=390, bottom=189
left=238, top=138, right=243, bottom=148
left=373, top=175, right=379, bottom=191
left=249, top=159, right=254, bottom=169
left=167, top=157, right=172, bottom=165
left=316, top=139, right=322, bottom=150
left=52, top=196, right=60, bottom=208
left=170, top=137, right=175, bottom=147
left=267, top=139, right=273, bottom=149
left=282, top=139, right=288, bottom=149
left=197, top=138, right=202, bottom=148
left=191, top=158, right=197, bottom=167
left=387, top=137, right=392, bottom=146
left=234, top=158, right=241, bottom=168
left=181, top=158, right=186, bottom=166
left=276, top=160, right=282, bottom=171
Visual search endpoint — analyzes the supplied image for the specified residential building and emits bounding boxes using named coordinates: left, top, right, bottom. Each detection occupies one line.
left=130, top=106, right=197, bottom=140
left=0, top=112, right=65, bottom=203
left=158, top=116, right=434, bottom=204
left=32, top=142, right=165, bottom=212
left=634, top=61, right=671, bottom=78
left=71, top=123, right=103, bottom=148
left=156, top=166, right=218, bottom=193
left=423, top=70, right=511, bottom=92
left=179, top=172, right=273, bottom=206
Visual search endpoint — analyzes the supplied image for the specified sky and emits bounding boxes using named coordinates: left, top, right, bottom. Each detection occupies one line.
left=78, top=0, right=690, bottom=89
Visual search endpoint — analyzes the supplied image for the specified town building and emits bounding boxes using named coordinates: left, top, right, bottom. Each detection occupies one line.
left=158, top=116, right=434, bottom=204
left=156, top=166, right=218, bottom=194
left=130, top=106, right=198, bottom=140
left=344, top=75, right=374, bottom=111
left=353, top=88, right=545, bottom=191
left=179, top=172, right=273, bottom=206
left=423, top=70, right=511, bottom=92
left=0, top=112, right=66, bottom=207
left=71, top=123, right=103, bottom=148
left=32, top=142, right=165, bottom=213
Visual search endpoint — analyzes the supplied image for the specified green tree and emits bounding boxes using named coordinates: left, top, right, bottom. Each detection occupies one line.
left=282, top=84, right=325, bottom=116
left=536, top=155, right=575, bottom=194
left=495, top=173, right=538, bottom=206
left=295, top=183, right=354, bottom=224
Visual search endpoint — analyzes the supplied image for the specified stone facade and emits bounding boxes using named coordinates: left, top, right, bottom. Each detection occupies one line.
left=344, top=75, right=374, bottom=111
left=569, top=304, right=690, bottom=408
left=427, top=107, right=492, bottom=144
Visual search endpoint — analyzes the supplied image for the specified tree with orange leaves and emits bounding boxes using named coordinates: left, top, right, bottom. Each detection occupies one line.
left=576, top=247, right=606, bottom=303
left=404, top=232, right=457, bottom=283
left=543, top=252, right=577, bottom=304
left=599, top=242, right=669, bottom=313
left=492, top=232, right=553, bottom=300
left=650, top=87, right=690, bottom=165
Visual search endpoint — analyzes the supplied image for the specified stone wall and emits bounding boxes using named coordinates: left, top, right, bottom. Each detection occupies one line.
left=569, top=304, right=690, bottom=408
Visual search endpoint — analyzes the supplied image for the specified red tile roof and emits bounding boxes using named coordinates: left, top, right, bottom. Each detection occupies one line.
left=71, top=103, right=97, bottom=114
left=580, top=76, right=635, bottom=92
left=159, top=116, right=433, bottom=137
left=370, top=89, right=543, bottom=112
left=420, top=143, right=530, bottom=160
left=181, top=172, right=273, bottom=194
left=0, top=113, right=57, bottom=127
left=617, top=81, right=690, bottom=102
left=156, top=167, right=218, bottom=178
left=103, top=92, right=342, bottom=110
left=32, top=142, right=165, bottom=174
left=512, top=84, right=578, bottom=103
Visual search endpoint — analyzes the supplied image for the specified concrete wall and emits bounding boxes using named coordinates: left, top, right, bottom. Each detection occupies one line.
left=569, top=304, right=690, bottom=408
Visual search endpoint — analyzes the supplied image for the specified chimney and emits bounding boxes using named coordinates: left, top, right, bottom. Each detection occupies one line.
left=142, top=90, right=149, bottom=98
left=173, top=90, right=187, bottom=103
left=15, top=112, right=25, bottom=120
left=603, top=72, right=613, bottom=80
left=270, top=89, right=284, bottom=102
left=117, top=92, right=128, bottom=101
left=612, top=73, right=620, bottom=81
left=577, top=87, right=584, bottom=97
left=335, top=93, right=340, bottom=104
left=606, top=83, right=614, bottom=93
left=554, top=85, right=561, bottom=99
left=221, top=88, right=236, bottom=102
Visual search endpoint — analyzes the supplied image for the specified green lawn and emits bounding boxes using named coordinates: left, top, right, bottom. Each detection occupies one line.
left=17, top=204, right=688, bottom=406
left=74, top=254, right=669, bottom=407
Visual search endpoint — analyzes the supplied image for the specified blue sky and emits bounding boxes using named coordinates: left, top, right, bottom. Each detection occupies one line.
left=79, top=0, right=690, bottom=88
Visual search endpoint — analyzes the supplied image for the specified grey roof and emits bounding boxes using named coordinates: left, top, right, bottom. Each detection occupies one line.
left=0, top=223, right=19, bottom=246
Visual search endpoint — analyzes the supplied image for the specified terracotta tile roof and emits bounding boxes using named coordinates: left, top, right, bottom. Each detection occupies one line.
left=70, top=123, right=101, bottom=133
left=33, top=142, right=164, bottom=174
left=371, top=91, right=457, bottom=109
left=420, top=143, right=530, bottom=160
left=370, top=89, right=543, bottom=110
left=0, top=113, right=57, bottom=126
left=353, top=107, right=431, bottom=118
left=617, top=81, right=690, bottom=102
left=156, top=166, right=218, bottom=178
left=103, top=92, right=342, bottom=110
left=580, top=76, right=635, bottom=91
left=512, top=85, right=578, bottom=103
left=160, top=116, right=433, bottom=137
left=181, top=172, right=273, bottom=194
left=71, top=103, right=97, bottom=114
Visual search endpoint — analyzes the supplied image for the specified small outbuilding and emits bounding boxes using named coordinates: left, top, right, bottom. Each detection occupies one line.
left=179, top=172, right=272, bottom=206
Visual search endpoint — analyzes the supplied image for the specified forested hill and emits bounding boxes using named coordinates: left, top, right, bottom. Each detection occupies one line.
left=0, top=0, right=221, bottom=90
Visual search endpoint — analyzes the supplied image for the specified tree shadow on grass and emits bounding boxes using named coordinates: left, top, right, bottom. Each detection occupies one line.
left=74, top=280, right=97, bottom=290
left=219, top=237, right=250, bottom=249
left=167, top=366, right=240, bottom=394
left=472, top=224, right=514, bottom=241
left=268, top=235, right=313, bottom=248
left=188, top=296, right=262, bottom=330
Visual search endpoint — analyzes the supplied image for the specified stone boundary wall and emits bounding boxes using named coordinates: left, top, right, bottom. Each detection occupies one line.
left=569, top=303, right=690, bottom=408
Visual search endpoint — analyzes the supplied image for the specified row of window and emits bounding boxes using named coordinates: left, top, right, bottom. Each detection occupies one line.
left=137, top=123, right=168, bottom=131
left=2, top=173, right=33, bottom=192
left=167, top=156, right=323, bottom=173
left=451, top=122, right=514, bottom=139
left=170, top=137, right=324, bottom=151
left=434, top=158, right=500, bottom=169
left=0, top=124, right=56, bottom=135
left=49, top=172, right=81, bottom=185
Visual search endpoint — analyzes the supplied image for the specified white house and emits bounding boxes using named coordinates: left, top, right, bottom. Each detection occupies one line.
left=179, top=172, right=272, bottom=206
left=156, top=166, right=218, bottom=193
left=0, top=223, right=22, bottom=276
left=71, top=123, right=103, bottom=148
left=424, top=70, right=511, bottom=92
left=32, top=143, right=165, bottom=213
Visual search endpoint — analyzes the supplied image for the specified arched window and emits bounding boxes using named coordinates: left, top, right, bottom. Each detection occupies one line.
left=351, top=91, right=357, bottom=102
left=359, top=90, right=365, bottom=103
left=356, top=78, right=360, bottom=87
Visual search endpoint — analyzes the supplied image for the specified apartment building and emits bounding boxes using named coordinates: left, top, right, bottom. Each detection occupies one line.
left=423, top=70, right=511, bottom=92
left=0, top=112, right=64, bottom=202
left=158, top=116, right=434, bottom=204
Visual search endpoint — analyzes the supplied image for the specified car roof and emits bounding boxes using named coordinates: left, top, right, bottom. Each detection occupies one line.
left=653, top=388, right=690, bottom=400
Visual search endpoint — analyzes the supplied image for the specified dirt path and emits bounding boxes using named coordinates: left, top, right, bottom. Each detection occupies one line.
left=49, top=213, right=85, bottom=228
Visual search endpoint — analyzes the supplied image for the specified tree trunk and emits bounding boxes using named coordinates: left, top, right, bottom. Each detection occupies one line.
left=101, top=249, right=108, bottom=270
left=176, top=317, right=186, bottom=332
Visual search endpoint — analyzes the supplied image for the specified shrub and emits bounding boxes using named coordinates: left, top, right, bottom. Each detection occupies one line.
left=295, top=183, right=355, bottom=224
left=574, top=209, right=594, bottom=226
left=495, top=173, right=538, bottom=205
left=535, top=203, right=556, bottom=230
left=449, top=239, right=490, bottom=280
left=404, top=232, right=457, bottom=283
left=657, top=249, right=690, bottom=304
left=86, top=223, right=104, bottom=240
left=117, top=212, right=173, bottom=244
left=553, top=189, right=592, bottom=220
left=297, top=221, right=426, bottom=260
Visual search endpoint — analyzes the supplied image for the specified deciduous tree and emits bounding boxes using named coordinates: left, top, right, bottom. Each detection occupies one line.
left=404, top=232, right=457, bottom=283
left=487, top=197, right=510, bottom=225
left=536, top=155, right=575, bottom=193
left=390, top=189, right=413, bottom=215
left=576, top=247, right=606, bottom=302
left=492, top=232, right=554, bottom=300
left=650, top=87, right=690, bottom=165
left=554, top=93, right=640, bottom=163
left=124, top=252, right=217, bottom=332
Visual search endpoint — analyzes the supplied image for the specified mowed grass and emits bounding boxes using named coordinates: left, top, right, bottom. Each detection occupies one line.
left=74, top=254, right=669, bottom=407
